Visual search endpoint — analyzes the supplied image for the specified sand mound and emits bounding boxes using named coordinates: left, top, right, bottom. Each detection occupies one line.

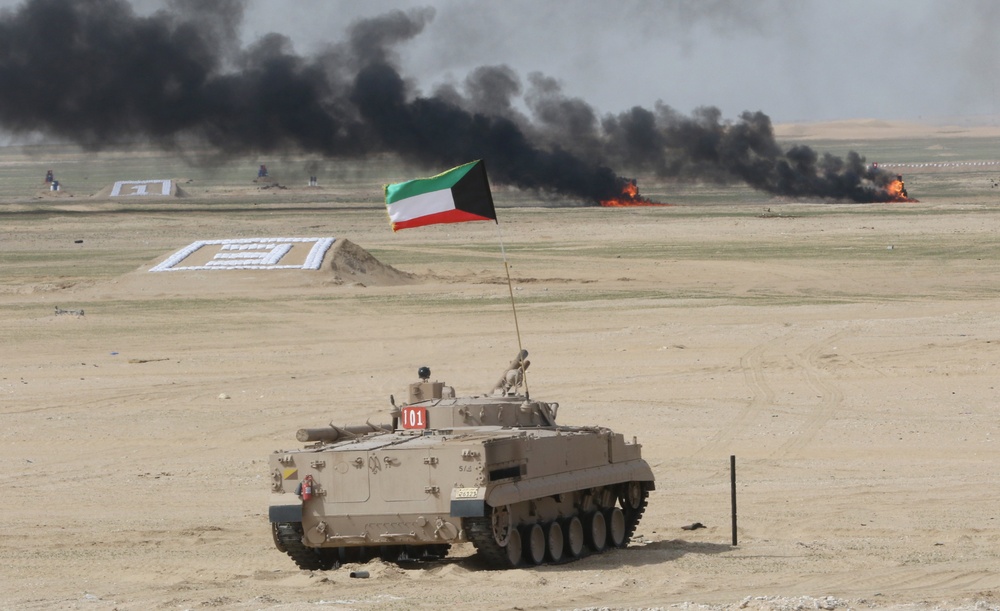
left=34, top=187, right=76, bottom=198
left=86, top=237, right=416, bottom=298
left=252, top=175, right=283, bottom=186
left=327, top=238, right=416, bottom=286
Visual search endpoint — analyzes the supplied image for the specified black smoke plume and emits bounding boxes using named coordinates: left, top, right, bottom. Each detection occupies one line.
left=0, top=0, right=899, bottom=203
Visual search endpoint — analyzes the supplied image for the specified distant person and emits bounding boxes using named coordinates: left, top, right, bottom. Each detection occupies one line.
left=45, top=169, right=54, bottom=183
left=258, top=164, right=268, bottom=178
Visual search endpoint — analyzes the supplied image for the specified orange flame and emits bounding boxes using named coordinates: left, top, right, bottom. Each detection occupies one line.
left=600, top=180, right=670, bottom=207
left=885, top=178, right=918, bottom=203
left=887, top=179, right=905, bottom=198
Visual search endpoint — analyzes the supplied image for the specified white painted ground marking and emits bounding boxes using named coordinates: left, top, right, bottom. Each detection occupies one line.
left=149, top=238, right=336, bottom=272
left=110, top=179, right=172, bottom=197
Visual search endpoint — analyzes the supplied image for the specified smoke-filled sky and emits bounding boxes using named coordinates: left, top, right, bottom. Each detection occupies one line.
left=0, top=0, right=988, bottom=203
left=145, top=0, right=1000, bottom=123
left=4, top=0, right=997, bottom=124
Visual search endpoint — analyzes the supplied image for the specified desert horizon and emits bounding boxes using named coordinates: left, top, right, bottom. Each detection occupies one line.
left=2, top=122, right=1000, bottom=610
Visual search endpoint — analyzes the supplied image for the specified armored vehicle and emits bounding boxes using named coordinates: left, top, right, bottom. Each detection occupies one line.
left=268, top=350, right=654, bottom=569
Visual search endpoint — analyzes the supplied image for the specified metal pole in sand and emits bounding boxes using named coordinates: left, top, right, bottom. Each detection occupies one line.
left=731, top=454, right=738, bottom=546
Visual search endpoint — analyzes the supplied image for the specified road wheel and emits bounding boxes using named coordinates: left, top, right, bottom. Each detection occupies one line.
left=545, top=521, right=564, bottom=563
left=504, top=525, right=523, bottom=567
left=564, top=515, right=585, bottom=558
left=523, top=524, right=546, bottom=565
left=621, top=481, right=645, bottom=510
left=607, top=507, right=626, bottom=548
left=586, top=511, right=607, bottom=552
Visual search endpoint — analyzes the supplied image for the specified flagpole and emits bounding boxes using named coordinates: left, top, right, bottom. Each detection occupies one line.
left=384, top=158, right=527, bottom=396
left=495, top=222, right=528, bottom=399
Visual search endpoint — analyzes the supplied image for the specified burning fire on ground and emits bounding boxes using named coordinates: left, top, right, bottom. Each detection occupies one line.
left=600, top=179, right=671, bottom=207
left=598, top=175, right=915, bottom=206
left=884, top=174, right=918, bottom=203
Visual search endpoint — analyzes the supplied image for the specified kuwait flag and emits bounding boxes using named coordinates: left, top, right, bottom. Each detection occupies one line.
left=384, top=160, right=497, bottom=231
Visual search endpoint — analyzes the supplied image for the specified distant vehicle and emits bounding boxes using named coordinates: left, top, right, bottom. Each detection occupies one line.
left=268, top=349, right=655, bottom=568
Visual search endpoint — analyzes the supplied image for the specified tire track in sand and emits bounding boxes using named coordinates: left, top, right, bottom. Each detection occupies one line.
left=774, top=330, right=848, bottom=458
left=695, top=329, right=851, bottom=458
left=694, top=333, right=783, bottom=457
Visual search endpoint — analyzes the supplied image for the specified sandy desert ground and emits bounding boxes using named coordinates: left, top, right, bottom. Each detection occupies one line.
left=2, top=122, right=1000, bottom=610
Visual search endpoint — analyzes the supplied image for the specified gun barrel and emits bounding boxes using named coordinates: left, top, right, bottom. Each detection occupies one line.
left=296, top=423, right=392, bottom=443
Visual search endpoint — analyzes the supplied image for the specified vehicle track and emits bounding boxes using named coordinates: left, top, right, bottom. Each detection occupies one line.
left=696, top=329, right=853, bottom=459
left=695, top=333, right=783, bottom=457
left=774, top=330, right=848, bottom=457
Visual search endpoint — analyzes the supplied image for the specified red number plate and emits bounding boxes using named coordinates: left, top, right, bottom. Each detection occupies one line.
left=401, top=406, right=428, bottom=430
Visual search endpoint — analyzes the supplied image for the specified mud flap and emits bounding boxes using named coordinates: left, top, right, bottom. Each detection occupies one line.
left=450, top=486, right=487, bottom=517
left=450, top=498, right=486, bottom=517
left=268, top=504, right=302, bottom=523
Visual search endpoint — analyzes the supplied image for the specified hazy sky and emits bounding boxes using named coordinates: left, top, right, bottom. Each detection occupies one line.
left=3, top=0, right=974, bottom=200
left=217, top=0, right=996, bottom=123
left=2, top=0, right=997, bottom=125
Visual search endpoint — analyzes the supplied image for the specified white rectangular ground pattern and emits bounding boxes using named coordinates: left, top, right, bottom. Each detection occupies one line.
left=110, top=180, right=172, bottom=196
left=150, top=238, right=336, bottom=272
